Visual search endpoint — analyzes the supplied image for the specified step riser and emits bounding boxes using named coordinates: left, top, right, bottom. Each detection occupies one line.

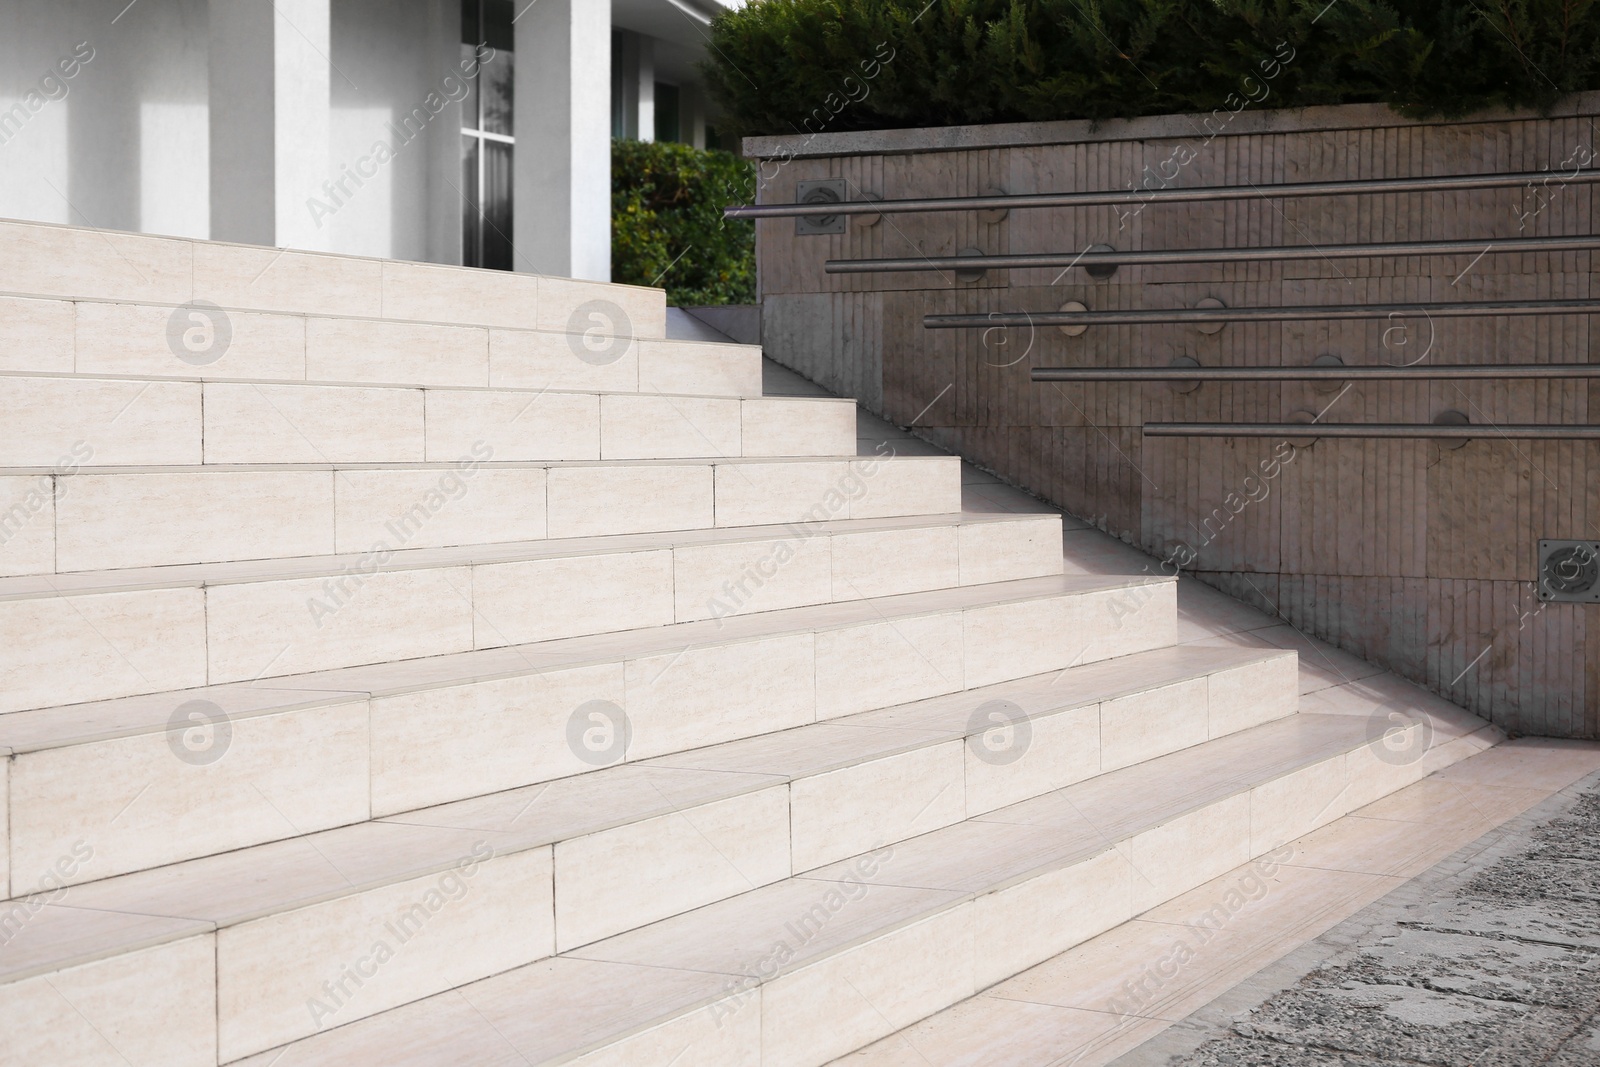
left=550, top=787, right=794, bottom=952
left=580, top=1001, right=758, bottom=1067
left=1, top=516, right=1046, bottom=712
left=5, top=584, right=1177, bottom=892
left=217, top=846, right=553, bottom=1062
left=7, top=697, right=370, bottom=897
left=2, top=456, right=960, bottom=576
left=0, top=379, right=851, bottom=467
left=0, top=936, right=215, bottom=1067
left=0, top=657, right=1315, bottom=1066
left=714, top=457, right=955, bottom=529
left=0, top=220, right=668, bottom=337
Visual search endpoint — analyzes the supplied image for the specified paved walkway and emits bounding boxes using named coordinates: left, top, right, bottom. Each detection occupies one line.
left=1122, top=764, right=1600, bottom=1066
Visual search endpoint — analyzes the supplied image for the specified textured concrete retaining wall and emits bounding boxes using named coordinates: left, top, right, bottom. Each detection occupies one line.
left=747, top=95, right=1600, bottom=739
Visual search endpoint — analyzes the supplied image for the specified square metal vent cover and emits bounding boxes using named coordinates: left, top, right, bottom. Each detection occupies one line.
left=794, top=179, right=847, bottom=235
left=1537, top=539, right=1600, bottom=602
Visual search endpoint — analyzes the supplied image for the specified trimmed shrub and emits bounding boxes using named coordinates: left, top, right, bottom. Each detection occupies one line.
left=700, top=0, right=1600, bottom=137
left=611, top=138, right=756, bottom=306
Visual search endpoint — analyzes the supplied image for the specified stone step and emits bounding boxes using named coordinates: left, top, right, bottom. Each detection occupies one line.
left=26, top=709, right=1489, bottom=1067
left=0, top=218, right=667, bottom=337
left=0, top=646, right=1300, bottom=1066
left=0, top=296, right=762, bottom=395
left=0, top=453, right=957, bottom=577
left=0, top=375, right=851, bottom=467
left=0, top=571, right=1176, bottom=889
left=830, top=735, right=1596, bottom=1067
left=0, top=513, right=1063, bottom=708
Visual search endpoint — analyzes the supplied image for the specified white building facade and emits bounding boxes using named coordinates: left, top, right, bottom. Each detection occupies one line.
left=0, top=0, right=735, bottom=281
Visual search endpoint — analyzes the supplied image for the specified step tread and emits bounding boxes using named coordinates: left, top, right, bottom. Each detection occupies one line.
left=0, top=294, right=710, bottom=339
left=0, top=219, right=669, bottom=332
left=0, top=511, right=1059, bottom=598
left=0, top=369, right=805, bottom=402
left=217, top=711, right=1446, bottom=1067
left=229, top=955, right=729, bottom=1067
left=4, top=647, right=1280, bottom=982
left=0, top=317, right=756, bottom=350
left=0, top=454, right=946, bottom=475
left=0, top=571, right=1166, bottom=754
left=769, top=643, right=1278, bottom=742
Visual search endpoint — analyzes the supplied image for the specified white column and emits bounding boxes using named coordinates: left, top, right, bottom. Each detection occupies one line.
left=682, top=83, right=708, bottom=149
left=208, top=0, right=331, bottom=249
left=514, top=0, right=611, bottom=281
left=424, top=0, right=464, bottom=267
left=634, top=34, right=655, bottom=143
left=613, top=31, right=654, bottom=142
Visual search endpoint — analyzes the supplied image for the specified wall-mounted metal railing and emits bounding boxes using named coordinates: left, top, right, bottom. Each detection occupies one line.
left=1033, top=364, right=1600, bottom=382
left=826, top=235, right=1600, bottom=275
left=927, top=299, right=1600, bottom=330
left=1145, top=423, right=1600, bottom=440
left=730, top=166, right=1600, bottom=439
left=724, top=167, right=1600, bottom=220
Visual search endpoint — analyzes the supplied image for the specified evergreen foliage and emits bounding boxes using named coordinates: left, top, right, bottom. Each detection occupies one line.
left=700, top=0, right=1600, bottom=136
left=612, top=138, right=757, bottom=306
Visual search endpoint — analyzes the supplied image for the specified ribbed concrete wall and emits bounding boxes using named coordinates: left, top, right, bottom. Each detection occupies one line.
left=748, top=95, right=1600, bottom=740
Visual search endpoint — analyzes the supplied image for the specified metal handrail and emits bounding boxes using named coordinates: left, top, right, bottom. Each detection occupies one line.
left=725, top=167, right=1600, bottom=219
left=1034, top=364, right=1600, bottom=382
left=829, top=235, right=1600, bottom=274
left=737, top=160, right=1600, bottom=436
left=1144, top=423, right=1600, bottom=439
left=927, top=299, right=1600, bottom=329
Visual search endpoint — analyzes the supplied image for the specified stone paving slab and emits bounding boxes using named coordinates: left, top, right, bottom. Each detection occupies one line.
left=1122, top=771, right=1600, bottom=1067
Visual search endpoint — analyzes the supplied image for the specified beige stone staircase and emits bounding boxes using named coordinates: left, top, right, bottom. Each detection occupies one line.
left=0, top=218, right=1498, bottom=1065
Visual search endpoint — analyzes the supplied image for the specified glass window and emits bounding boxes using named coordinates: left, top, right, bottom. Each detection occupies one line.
left=481, top=140, right=514, bottom=271
left=480, top=53, right=514, bottom=137
left=611, top=31, right=627, bottom=139
left=461, top=0, right=515, bottom=269
left=461, top=135, right=481, bottom=269
left=655, top=82, right=680, bottom=144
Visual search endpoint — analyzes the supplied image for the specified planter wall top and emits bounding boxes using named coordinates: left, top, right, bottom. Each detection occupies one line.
left=741, top=91, right=1600, bottom=161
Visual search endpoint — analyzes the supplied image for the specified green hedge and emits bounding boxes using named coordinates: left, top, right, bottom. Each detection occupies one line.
left=701, top=0, right=1600, bottom=137
left=612, top=138, right=756, bottom=306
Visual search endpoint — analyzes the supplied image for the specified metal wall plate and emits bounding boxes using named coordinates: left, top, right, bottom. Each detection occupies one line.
left=1168, top=355, right=1202, bottom=393
left=1309, top=353, right=1345, bottom=394
left=1057, top=301, right=1088, bottom=336
left=1283, top=409, right=1320, bottom=448
left=1194, top=297, right=1227, bottom=334
left=1084, top=243, right=1118, bottom=280
left=794, top=180, right=847, bottom=235
left=1538, top=540, right=1600, bottom=602
left=954, top=248, right=987, bottom=283
left=856, top=191, right=883, bottom=227
left=976, top=186, right=1009, bottom=224
left=1433, top=409, right=1471, bottom=450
